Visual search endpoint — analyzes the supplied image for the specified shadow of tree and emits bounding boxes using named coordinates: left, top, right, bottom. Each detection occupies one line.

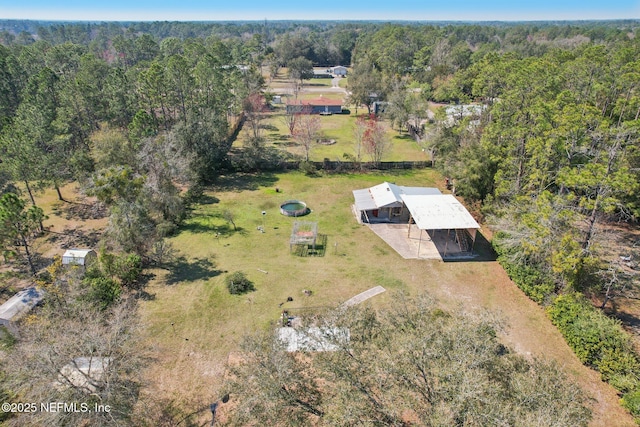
left=392, top=134, right=415, bottom=141
left=180, top=218, right=219, bottom=234
left=138, top=272, right=156, bottom=287
left=607, top=306, right=640, bottom=338
left=197, top=194, right=220, bottom=205
left=164, top=256, right=222, bottom=285
left=180, top=215, right=245, bottom=237
left=213, top=172, right=279, bottom=192
left=135, top=290, right=156, bottom=301
left=270, top=134, right=293, bottom=142
left=58, top=201, right=108, bottom=220
left=133, top=273, right=157, bottom=300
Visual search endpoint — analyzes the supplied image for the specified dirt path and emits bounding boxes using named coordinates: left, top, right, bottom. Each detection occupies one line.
left=424, top=259, right=635, bottom=427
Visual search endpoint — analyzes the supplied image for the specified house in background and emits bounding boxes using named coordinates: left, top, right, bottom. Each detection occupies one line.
left=62, top=249, right=97, bottom=269
left=286, top=97, right=344, bottom=115
left=313, top=68, right=333, bottom=78
left=444, top=104, right=486, bottom=126
left=330, top=66, right=348, bottom=77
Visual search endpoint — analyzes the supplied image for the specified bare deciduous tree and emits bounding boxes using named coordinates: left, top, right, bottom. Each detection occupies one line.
left=243, top=92, right=266, bottom=143
left=361, top=115, right=391, bottom=166
left=222, top=294, right=591, bottom=426
left=282, top=111, right=298, bottom=136
left=292, top=113, right=321, bottom=162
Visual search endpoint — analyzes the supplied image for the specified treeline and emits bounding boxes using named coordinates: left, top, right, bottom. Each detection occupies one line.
left=226, top=295, right=592, bottom=426
left=0, top=20, right=359, bottom=67
left=0, top=19, right=639, bottom=421
left=0, top=32, right=271, bottom=263
left=426, top=35, right=640, bottom=419
left=2, top=19, right=637, bottom=73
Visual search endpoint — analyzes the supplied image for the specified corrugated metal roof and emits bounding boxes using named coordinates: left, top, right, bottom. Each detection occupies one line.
left=400, top=186, right=442, bottom=197
left=401, top=194, right=480, bottom=231
left=277, top=327, right=349, bottom=352
left=369, top=182, right=403, bottom=208
left=354, top=182, right=442, bottom=211
left=56, top=357, right=112, bottom=393
left=352, top=189, right=377, bottom=211
left=62, top=249, right=95, bottom=265
left=0, top=287, right=43, bottom=322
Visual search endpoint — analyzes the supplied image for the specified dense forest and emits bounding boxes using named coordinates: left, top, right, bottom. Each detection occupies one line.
left=0, top=19, right=640, bottom=424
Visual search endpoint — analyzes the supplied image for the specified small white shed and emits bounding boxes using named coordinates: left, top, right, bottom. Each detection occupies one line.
left=0, top=287, right=44, bottom=332
left=62, top=249, right=97, bottom=267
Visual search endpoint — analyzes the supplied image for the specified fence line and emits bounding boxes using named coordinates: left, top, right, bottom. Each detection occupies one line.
left=280, top=160, right=432, bottom=171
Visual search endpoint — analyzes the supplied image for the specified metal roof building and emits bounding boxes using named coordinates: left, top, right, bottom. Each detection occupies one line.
left=352, top=182, right=441, bottom=224
left=353, top=182, right=481, bottom=258
left=56, top=357, right=112, bottom=393
left=277, top=327, right=350, bottom=352
left=62, top=249, right=97, bottom=267
left=0, top=287, right=44, bottom=332
left=401, top=194, right=480, bottom=232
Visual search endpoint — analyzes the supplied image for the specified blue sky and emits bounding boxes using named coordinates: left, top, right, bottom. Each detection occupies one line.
left=1, top=0, right=638, bottom=21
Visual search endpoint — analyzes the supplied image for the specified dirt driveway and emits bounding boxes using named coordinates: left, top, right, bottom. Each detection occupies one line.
left=421, top=258, right=637, bottom=427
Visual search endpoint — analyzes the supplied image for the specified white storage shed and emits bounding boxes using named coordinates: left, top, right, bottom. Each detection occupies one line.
left=62, top=249, right=97, bottom=267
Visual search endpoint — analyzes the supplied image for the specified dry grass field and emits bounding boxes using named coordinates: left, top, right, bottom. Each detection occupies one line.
left=131, top=169, right=634, bottom=426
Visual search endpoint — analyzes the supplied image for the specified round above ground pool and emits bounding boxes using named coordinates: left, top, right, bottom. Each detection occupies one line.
left=280, top=200, right=309, bottom=217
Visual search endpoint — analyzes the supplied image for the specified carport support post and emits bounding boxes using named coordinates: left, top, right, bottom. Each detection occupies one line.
left=444, top=230, right=449, bottom=258
left=407, top=214, right=413, bottom=238
left=417, top=228, right=423, bottom=258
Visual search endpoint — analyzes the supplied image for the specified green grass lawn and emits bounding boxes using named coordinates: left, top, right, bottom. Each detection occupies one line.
left=237, top=110, right=429, bottom=162
left=131, top=74, right=635, bottom=425
left=141, top=169, right=443, bottom=357
left=19, top=169, right=635, bottom=425
left=304, top=78, right=334, bottom=88
left=136, top=169, right=447, bottom=410
left=136, top=168, right=635, bottom=427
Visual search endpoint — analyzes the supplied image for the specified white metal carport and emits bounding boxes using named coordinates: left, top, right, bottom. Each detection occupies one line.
left=401, top=194, right=481, bottom=258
